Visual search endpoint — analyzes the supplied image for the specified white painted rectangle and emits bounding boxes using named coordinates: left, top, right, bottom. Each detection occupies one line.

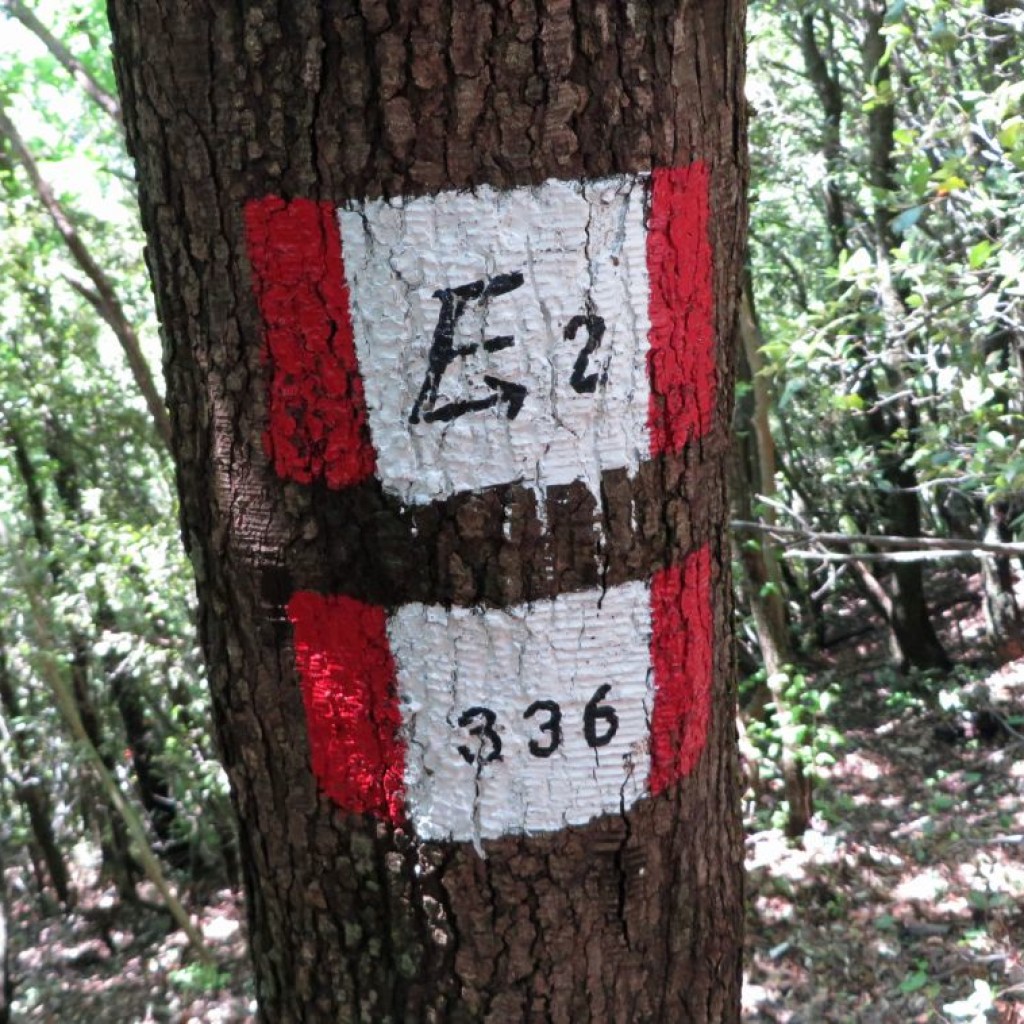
left=338, top=175, right=652, bottom=504
left=390, top=580, right=653, bottom=843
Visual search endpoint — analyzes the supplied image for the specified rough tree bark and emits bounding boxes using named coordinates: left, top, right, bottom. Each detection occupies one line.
left=107, top=2, right=747, bottom=1021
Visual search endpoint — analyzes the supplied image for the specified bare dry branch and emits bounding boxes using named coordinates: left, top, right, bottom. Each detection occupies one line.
left=733, top=519, right=1024, bottom=559
left=0, top=107, right=171, bottom=449
left=0, top=0, right=122, bottom=124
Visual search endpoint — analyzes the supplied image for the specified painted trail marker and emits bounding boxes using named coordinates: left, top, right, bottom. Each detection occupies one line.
left=246, top=166, right=714, bottom=497
left=245, top=165, right=716, bottom=842
left=288, top=548, right=711, bottom=843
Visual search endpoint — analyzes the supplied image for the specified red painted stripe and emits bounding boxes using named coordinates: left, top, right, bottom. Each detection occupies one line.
left=287, top=591, right=404, bottom=823
left=245, top=197, right=376, bottom=489
left=648, top=544, right=713, bottom=795
left=646, top=164, right=716, bottom=455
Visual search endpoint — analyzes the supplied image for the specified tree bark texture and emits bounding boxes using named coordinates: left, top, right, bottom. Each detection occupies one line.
left=107, top=2, right=747, bottom=1021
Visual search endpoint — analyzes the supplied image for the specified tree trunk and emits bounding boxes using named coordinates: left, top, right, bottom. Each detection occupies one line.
left=981, top=500, right=1024, bottom=661
left=0, top=638, right=73, bottom=908
left=733, top=280, right=812, bottom=837
left=68, top=638, right=139, bottom=898
left=0, top=844, right=11, bottom=1024
left=791, top=4, right=950, bottom=673
left=861, top=0, right=950, bottom=673
left=800, top=10, right=847, bottom=259
left=3, top=414, right=139, bottom=896
left=984, top=0, right=1023, bottom=80
left=108, top=3, right=747, bottom=1021
left=42, top=415, right=183, bottom=859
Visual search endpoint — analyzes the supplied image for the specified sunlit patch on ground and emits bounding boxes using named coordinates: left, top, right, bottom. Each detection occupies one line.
left=7, top=874, right=255, bottom=1024
left=743, top=647, right=1024, bottom=1024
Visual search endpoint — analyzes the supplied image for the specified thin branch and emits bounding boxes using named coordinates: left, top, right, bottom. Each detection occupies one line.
left=980, top=704, right=1024, bottom=745
left=733, top=520, right=1024, bottom=558
left=3, top=530, right=212, bottom=962
left=0, top=106, right=171, bottom=449
left=866, top=387, right=915, bottom=414
left=62, top=274, right=105, bottom=313
left=783, top=548, right=977, bottom=563
left=0, top=0, right=121, bottom=124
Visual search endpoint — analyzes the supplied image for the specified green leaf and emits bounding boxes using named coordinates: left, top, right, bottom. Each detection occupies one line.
left=930, top=16, right=958, bottom=52
left=778, top=377, right=804, bottom=410
left=833, top=393, right=865, bottom=411
left=998, top=117, right=1024, bottom=150
left=934, top=173, right=968, bottom=195
left=899, top=970, right=929, bottom=994
left=885, top=0, right=907, bottom=22
left=968, top=240, right=994, bottom=269
left=841, top=247, right=873, bottom=279
left=906, top=155, right=932, bottom=196
left=960, top=376, right=992, bottom=412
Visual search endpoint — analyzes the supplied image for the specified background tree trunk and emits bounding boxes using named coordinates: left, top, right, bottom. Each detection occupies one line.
left=734, top=280, right=813, bottom=838
left=861, top=0, right=950, bottom=673
left=0, top=638, right=72, bottom=909
left=0, top=845, right=11, bottom=1024
left=4, top=414, right=138, bottom=896
left=107, top=2, right=748, bottom=1021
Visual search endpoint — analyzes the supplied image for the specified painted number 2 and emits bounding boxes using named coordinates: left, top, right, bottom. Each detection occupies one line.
left=456, top=687, right=619, bottom=765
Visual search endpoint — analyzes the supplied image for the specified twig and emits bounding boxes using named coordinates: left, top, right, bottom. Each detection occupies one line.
left=783, top=548, right=977, bottom=563
left=733, top=520, right=1024, bottom=558
left=3, top=529, right=213, bottom=963
left=0, top=0, right=122, bottom=123
left=0, top=107, right=171, bottom=449
left=980, top=705, right=1024, bottom=746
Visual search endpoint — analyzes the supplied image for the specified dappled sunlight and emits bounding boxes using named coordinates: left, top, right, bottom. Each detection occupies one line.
left=744, top=652, right=1024, bottom=1022
left=1, top=0, right=1023, bottom=1017
left=8, top=870, right=254, bottom=1023
left=892, top=867, right=949, bottom=904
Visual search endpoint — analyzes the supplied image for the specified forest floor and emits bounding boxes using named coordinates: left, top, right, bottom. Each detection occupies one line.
left=743, top=570, right=1024, bottom=1024
left=5, top=574, right=1024, bottom=1023
left=6, top=880, right=253, bottom=1023
left=744, top=657, right=1024, bottom=1019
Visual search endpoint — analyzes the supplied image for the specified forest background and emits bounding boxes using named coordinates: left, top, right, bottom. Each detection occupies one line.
left=0, top=1, right=1022, bottom=1021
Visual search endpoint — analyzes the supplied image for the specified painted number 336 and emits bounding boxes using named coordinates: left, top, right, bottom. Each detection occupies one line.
left=456, top=685, right=619, bottom=765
